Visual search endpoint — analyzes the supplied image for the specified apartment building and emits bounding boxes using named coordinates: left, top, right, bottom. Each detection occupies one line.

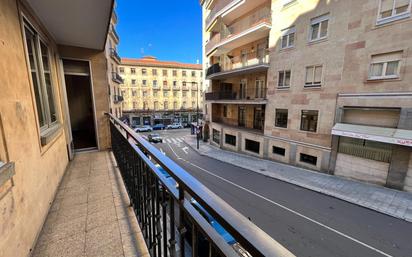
left=201, top=0, right=412, bottom=191
left=107, top=3, right=123, bottom=118
left=0, top=0, right=114, bottom=256
left=119, top=56, right=203, bottom=126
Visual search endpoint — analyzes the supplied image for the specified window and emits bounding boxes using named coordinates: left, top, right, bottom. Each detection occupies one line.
left=154, top=101, right=159, bottom=110
left=131, top=79, right=136, bottom=85
left=281, top=27, right=296, bottom=49
left=182, top=92, right=187, bottom=97
left=143, top=91, right=148, bottom=97
left=272, top=146, right=286, bottom=156
left=225, top=134, right=236, bottom=146
left=142, top=68, right=146, bottom=75
left=173, top=70, right=177, bottom=76
left=173, top=102, right=178, bottom=109
left=192, top=92, right=196, bottom=97
left=164, top=101, right=168, bottom=109
left=309, top=14, right=329, bottom=42
left=163, top=69, right=168, bottom=76
left=132, top=90, right=137, bottom=96
left=223, top=105, right=228, bottom=117
left=300, top=110, right=318, bottom=132
left=192, top=101, right=196, bottom=107
left=300, top=153, right=317, bottom=166
left=142, top=80, right=147, bottom=86
left=369, top=52, right=402, bottom=80
left=212, top=129, right=220, bottom=144
left=133, top=102, right=137, bottom=109
left=173, top=91, right=178, bottom=97
left=153, top=80, right=158, bottom=87
left=163, top=80, right=168, bottom=86
left=278, top=70, right=291, bottom=88
left=245, top=139, right=260, bottom=154
left=163, top=91, right=168, bottom=97
left=119, top=67, right=124, bottom=73
left=23, top=24, right=58, bottom=135
left=191, top=71, right=196, bottom=77
left=338, top=137, right=392, bottom=162
left=131, top=68, right=136, bottom=74
left=182, top=70, right=187, bottom=77
left=305, top=65, right=322, bottom=87
left=153, top=91, right=158, bottom=97
left=143, top=102, right=148, bottom=109
left=275, top=109, right=288, bottom=128
left=183, top=81, right=187, bottom=87
left=152, top=69, right=157, bottom=75
left=378, top=0, right=411, bottom=24
left=173, top=81, right=177, bottom=86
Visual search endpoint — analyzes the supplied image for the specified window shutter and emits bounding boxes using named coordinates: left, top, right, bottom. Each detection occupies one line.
left=381, top=0, right=394, bottom=13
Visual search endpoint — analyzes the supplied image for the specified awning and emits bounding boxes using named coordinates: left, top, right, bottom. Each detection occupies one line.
left=332, top=123, right=412, bottom=147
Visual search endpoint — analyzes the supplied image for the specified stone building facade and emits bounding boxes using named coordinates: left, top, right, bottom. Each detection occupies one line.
left=119, top=56, right=203, bottom=126
left=201, top=0, right=412, bottom=191
left=0, top=0, right=114, bottom=256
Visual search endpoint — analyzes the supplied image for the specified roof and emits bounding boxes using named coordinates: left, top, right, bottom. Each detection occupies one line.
left=332, top=123, right=412, bottom=147
left=121, top=56, right=202, bottom=70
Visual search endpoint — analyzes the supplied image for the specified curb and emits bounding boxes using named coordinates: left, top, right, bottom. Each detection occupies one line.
left=184, top=136, right=412, bottom=222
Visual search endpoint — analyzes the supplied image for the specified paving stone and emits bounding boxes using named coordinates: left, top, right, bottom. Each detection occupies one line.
left=86, top=208, right=118, bottom=231
left=32, top=233, right=85, bottom=257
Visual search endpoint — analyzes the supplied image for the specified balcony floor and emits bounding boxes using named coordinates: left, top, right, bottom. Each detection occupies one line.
left=32, top=151, right=149, bottom=257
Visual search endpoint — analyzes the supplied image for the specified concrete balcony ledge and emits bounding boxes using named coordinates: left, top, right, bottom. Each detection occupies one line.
left=206, top=62, right=269, bottom=80
left=32, top=151, right=149, bottom=257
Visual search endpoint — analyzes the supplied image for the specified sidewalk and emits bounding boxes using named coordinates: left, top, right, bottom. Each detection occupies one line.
left=32, top=151, right=149, bottom=257
left=185, top=136, right=412, bottom=222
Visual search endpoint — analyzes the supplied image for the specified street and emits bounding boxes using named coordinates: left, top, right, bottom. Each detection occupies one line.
left=139, top=129, right=412, bottom=257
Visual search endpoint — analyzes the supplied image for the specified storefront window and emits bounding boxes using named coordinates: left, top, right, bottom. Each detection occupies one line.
left=338, top=137, right=392, bottom=162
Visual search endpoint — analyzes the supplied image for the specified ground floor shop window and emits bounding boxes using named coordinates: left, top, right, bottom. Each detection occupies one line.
left=300, top=153, right=317, bottom=166
left=225, top=134, right=236, bottom=146
left=212, top=129, right=220, bottom=144
left=272, top=146, right=286, bottom=156
left=338, top=137, right=392, bottom=162
left=245, top=139, right=260, bottom=154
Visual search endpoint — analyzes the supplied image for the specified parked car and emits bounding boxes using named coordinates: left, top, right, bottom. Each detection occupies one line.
left=166, top=123, right=183, bottom=129
left=134, top=125, right=152, bottom=132
left=152, top=124, right=165, bottom=130
left=148, top=133, right=163, bottom=143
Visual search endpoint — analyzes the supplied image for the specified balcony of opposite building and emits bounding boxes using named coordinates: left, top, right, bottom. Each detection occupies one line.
left=205, top=84, right=267, bottom=104
left=110, top=48, right=121, bottom=64
left=205, top=6, right=271, bottom=56
left=112, top=71, right=124, bottom=84
left=206, top=50, right=269, bottom=80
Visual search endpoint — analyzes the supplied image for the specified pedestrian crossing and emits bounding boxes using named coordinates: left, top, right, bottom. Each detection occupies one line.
left=163, top=137, right=185, bottom=144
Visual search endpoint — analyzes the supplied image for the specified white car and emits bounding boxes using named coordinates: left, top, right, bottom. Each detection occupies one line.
left=134, top=125, right=152, bottom=132
left=166, top=123, right=183, bottom=129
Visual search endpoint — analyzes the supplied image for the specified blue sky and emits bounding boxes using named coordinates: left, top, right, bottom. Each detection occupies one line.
left=116, top=0, right=202, bottom=64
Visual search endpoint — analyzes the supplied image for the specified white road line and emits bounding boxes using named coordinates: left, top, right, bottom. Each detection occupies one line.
left=167, top=144, right=393, bottom=257
left=165, top=139, right=172, bottom=144
left=171, top=138, right=178, bottom=144
left=160, top=148, right=165, bottom=155
left=182, top=147, right=189, bottom=155
left=177, top=138, right=183, bottom=143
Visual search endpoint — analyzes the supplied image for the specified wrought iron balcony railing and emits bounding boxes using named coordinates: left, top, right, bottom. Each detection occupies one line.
left=212, top=116, right=265, bottom=131
left=111, top=25, right=120, bottom=42
left=110, top=48, right=121, bottom=63
left=112, top=72, right=124, bottom=84
left=205, top=87, right=267, bottom=101
left=113, top=95, right=124, bottom=103
left=107, top=113, right=293, bottom=257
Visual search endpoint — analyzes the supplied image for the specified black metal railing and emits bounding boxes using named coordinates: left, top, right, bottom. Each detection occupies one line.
left=212, top=117, right=265, bottom=132
left=114, top=95, right=124, bottom=103
left=206, top=63, right=221, bottom=77
left=111, top=25, right=120, bottom=42
left=205, top=88, right=267, bottom=101
left=110, top=48, right=121, bottom=63
left=107, top=113, right=293, bottom=257
left=112, top=72, right=124, bottom=84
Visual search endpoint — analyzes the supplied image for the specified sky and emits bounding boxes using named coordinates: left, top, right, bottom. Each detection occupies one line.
left=116, top=0, right=203, bottom=64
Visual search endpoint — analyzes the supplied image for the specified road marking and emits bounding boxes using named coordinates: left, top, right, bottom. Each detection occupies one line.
left=165, top=139, right=172, bottom=143
left=171, top=138, right=178, bottom=144
left=160, top=148, right=165, bottom=155
left=182, top=147, right=189, bottom=155
left=167, top=144, right=393, bottom=257
left=177, top=138, right=183, bottom=143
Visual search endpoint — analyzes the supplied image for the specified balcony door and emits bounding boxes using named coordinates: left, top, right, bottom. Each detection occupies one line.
left=238, top=106, right=246, bottom=127
left=255, top=78, right=265, bottom=99
left=253, top=107, right=264, bottom=131
left=239, top=79, right=247, bottom=100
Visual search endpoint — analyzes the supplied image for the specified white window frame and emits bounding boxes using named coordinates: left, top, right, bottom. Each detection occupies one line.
left=305, top=65, right=323, bottom=87
left=368, top=59, right=401, bottom=80
left=377, top=0, right=412, bottom=25
left=309, top=14, right=329, bottom=42
left=281, top=26, right=296, bottom=49
left=278, top=70, right=291, bottom=88
left=22, top=20, right=59, bottom=138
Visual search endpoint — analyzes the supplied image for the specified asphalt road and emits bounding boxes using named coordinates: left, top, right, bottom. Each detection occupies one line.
left=140, top=129, right=412, bottom=257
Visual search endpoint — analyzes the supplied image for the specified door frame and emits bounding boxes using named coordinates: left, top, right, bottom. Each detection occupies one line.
left=61, top=57, right=100, bottom=151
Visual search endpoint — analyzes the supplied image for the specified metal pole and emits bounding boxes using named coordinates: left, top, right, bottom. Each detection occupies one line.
left=196, top=83, right=199, bottom=149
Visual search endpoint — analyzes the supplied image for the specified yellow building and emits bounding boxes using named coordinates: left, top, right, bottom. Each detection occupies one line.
left=202, top=0, right=412, bottom=190
left=119, top=56, right=203, bottom=125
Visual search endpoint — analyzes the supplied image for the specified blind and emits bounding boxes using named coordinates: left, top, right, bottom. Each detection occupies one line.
left=381, top=0, right=394, bottom=12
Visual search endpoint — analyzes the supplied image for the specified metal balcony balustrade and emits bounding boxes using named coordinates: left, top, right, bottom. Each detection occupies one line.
left=110, top=48, right=121, bottom=63
left=212, top=116, right=265, bottom=131
left=205, top=7, right=271, bottom=55
left=107, top=113, right=292, bottom=257
left=114, top=95, right=124, bottom=103
left=112, top=72, right=124, bottom=84
left=111, top=25, right=120, bottom=42
left=205, top=87, right=267, bottom=101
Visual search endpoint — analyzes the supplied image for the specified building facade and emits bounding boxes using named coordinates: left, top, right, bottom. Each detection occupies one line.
left=0, top=0, right=114, bottom=256
left=107, top=3, right=123, bottom=118
left=119, top=56, right=203, bottom=126
left=201, top=0, right=412, bottom=191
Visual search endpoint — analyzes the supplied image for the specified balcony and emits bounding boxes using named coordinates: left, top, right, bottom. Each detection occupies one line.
left=114, top=95, right=124, bottom=103
left=191, top=83, right=199, bottom=90
left=163, top=85, right=171, bottom=90
left=213, top=116, right=265, bottom=132
left=206, top=52, right=269, bottom=80
left=110, top=48, right=121, bottom=64
left=112, top=72, right=124, bottom=84
left=182, top=85, right=190, bottom=91
left=172, top=86, right=180, bottom=91
left=205, top=86, right=267, bottom=104
left=110, top=25, right=120, bottom=43
left=206, top=7, right=271, bottom=56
